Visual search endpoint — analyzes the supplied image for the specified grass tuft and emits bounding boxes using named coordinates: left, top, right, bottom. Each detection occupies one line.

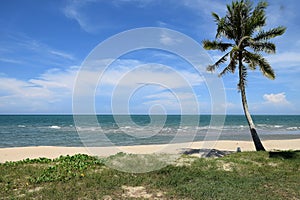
left=0, top=151, right=299, bottom=199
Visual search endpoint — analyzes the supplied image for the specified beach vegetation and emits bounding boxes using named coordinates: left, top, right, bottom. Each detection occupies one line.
left=0, top=151, right=299, bottom=199
left=202, top=0, right=286, bottom=151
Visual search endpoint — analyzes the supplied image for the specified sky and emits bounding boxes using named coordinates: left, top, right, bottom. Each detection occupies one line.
left=0, top=0, right=300, bottom=115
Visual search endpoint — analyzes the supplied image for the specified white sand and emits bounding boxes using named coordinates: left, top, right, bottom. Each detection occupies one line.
left=0, top=139, right=299, bottom=162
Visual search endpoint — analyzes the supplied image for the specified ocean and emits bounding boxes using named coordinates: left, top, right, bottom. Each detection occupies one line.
left=0, top=115, right=299, bottom=148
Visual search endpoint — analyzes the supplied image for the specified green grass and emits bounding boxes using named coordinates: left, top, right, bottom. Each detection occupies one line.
left=0, top=151, right=299, bottom=199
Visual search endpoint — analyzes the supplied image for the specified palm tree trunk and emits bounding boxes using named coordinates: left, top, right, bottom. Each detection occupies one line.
left=238, top=52, right=266, bottom=151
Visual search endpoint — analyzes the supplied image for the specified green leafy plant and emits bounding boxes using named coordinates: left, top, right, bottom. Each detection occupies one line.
left=31, top=154, right=105, bottom=183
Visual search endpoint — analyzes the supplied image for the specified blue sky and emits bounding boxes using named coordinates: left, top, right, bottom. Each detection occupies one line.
left=0, top=0, right=299, bottom=114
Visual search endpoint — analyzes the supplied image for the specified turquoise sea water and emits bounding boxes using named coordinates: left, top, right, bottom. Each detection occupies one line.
left=0, top=115, right=299, bottom=147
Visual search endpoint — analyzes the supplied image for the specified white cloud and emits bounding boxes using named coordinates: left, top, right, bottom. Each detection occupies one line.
left=246, top=92, right=295, bottom=114
left=63, top=0, right=109, bottom=33
left=160, top=31, right=182, bottom=46
left=0, top=58, right=23, bottom=64
left=99, top=64, right=203, bottom=88
left=160, top=33, right=174, bottom=45
left=222, top=102, right=237, bottom=109
left=146, top=91, right=194, bottom=101
left=49, top=50, right=75, bottom=60
left=77, top=59, right=203, bottom=90
left=63, top=1, right=93, bottom=33
left=267, top=52, right=300, bottom=69
left=94, top=60, right=204, bottom=114
left=0, top=67, right=78, bottom=113
left=0, top=58, right=206, bottom=113
left=92, top=57, right=221, bottom=114
left=263, top=92, right=290, bottom=105
left=29, top=68, right=77, bottom=91
left=0, top=77, right=56, bottom=113
left=141, top=91, right=200, bottom=114
left=156, top=21, right=168, bottom=27
left=1, top=33, right=75, bottom=67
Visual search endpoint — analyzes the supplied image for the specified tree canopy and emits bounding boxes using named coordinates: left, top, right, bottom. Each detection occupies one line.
left=203, top=0, right=286, bottom=87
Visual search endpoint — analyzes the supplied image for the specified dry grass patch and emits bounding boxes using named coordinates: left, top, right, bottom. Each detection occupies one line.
left=122, top=185, right=165, bottom=199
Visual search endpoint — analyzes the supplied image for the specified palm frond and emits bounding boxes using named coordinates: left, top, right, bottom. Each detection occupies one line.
left=219, top=58, right=237, bottom=77
left=243, top=51, right=275, bottom=79
left=248, top=41, right=276, bottom=54
left=202, top=40, right=233, bottom=52
left=251, top=1, right=268, bottom=21
left=207, top=52, right=230, bottom=72
left=215, top=17, right=235, bottom=39
left=212, top=12, right=220, bottom=22
left=258, top=58, right=275, bottom=79
left=218, top=48, right=238, bottom=76
left=244, top=1, right=267, bottom=35
left=243, top=52, right=256, bottom=70
left=254, top=1, right=268, bottom=10
left=254, top=26, right=286, bottom=41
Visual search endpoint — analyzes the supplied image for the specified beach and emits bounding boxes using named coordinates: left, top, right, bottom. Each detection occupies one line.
left=1, top=139, right=299, bottom=163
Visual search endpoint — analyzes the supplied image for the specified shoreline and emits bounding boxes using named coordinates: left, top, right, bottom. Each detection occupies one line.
left=1, top=139, right=299, bottom=163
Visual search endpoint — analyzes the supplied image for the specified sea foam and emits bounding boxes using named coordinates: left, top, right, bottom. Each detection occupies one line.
left=49, top=125, right=61, bottom=129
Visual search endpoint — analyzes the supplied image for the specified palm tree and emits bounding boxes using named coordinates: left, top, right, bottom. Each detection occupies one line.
left=203, top=0, right=286, bottom=151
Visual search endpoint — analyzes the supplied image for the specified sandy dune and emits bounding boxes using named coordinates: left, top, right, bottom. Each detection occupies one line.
left=1, top=139, right=299, bottom=162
